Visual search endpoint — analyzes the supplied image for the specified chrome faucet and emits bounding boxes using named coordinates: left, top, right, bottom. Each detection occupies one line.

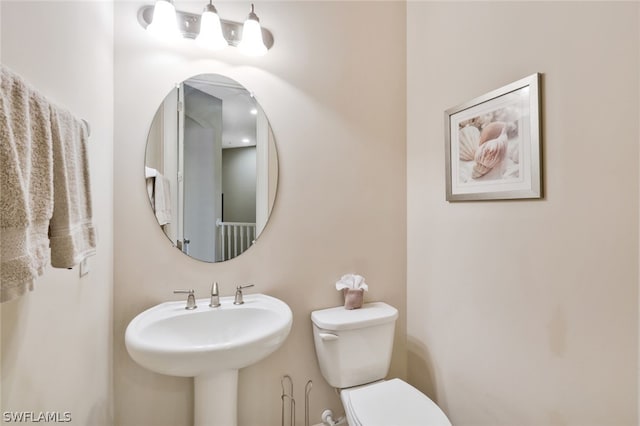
left=210, top=282, right=221, bottom=308
left=233, top=284, right=255, bottom=305
left=174, top=289, right=197, bottom=310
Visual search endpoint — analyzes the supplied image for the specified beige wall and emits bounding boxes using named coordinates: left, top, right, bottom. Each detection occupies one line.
left=113, top=2, right=406, bottom=425
left=0, top=2, right=114, bottom=425
left=2, top=2, right=637, bottom=426
left=407, top=2, right=639, bottom=426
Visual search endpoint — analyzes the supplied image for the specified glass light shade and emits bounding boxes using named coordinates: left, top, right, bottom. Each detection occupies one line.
left=147, top=0, right=181, bottom=41
left=238, top=18, right=267, bottom=56
left=196, top=10, right=228, bottom=50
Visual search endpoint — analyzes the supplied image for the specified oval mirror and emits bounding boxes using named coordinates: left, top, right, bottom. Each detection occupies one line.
left=144, top=74, right=278, bottom=262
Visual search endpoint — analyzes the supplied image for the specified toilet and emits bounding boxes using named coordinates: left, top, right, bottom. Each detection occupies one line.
left=311, top=302, right=452, bottom=426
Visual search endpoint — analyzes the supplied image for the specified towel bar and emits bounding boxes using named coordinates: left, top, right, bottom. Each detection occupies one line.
left=81, top=118, right=91, bottom=136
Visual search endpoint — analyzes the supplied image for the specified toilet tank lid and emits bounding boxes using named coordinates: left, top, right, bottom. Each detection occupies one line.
left=311, top=302, right=398, bottom=331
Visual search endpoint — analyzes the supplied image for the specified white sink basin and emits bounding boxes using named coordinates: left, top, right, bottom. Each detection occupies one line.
left=125, top=293, right=292, bottom=426
left=125, top=293, right=292, bottom=377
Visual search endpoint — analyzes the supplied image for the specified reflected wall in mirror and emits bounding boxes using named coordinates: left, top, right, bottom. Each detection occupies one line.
left=145, top=74, right=278, bottom=262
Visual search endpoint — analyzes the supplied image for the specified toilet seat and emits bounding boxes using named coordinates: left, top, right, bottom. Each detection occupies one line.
left=340, top=379, right=451, bottom=426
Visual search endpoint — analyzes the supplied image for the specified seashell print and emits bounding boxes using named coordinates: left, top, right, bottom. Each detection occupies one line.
left=459, top=118, right=476, bottom=128
left=508, top=140, right=519, bottom=164
left=505, top=121, right=518, bottom=139
left=472, top=114, right=493, bottom=130
left=503, top=164, right=520, bottom=179
left=472, top=161, right=493, bottom=179
left=492, top=106, right=519, bottom=124
left=458, top=125, right=480, bottom=161
left=479, top=121, right=506, bottom=146
left=472, top=127, right=508, bottom=179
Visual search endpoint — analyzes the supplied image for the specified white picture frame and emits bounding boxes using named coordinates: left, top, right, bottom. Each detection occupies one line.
left=445, top=73, right=543, bottom=201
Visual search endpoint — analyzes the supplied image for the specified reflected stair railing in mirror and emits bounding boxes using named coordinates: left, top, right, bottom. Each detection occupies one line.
left=216, top=219, right=256, bottom=260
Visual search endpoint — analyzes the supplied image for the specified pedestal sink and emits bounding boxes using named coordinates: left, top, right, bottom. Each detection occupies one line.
left=125, top=293, right=292, bottom=426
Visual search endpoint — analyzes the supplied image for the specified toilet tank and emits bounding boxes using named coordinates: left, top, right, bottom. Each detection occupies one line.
left=311, top=302, right=398, bottom=389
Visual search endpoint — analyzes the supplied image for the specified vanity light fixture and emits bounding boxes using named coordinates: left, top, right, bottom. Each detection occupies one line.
left=138, top=1, right=274, bottom=55
left=237, top=4, right=268, bottom=57
left=195, top=1, right=228, bottom=50
left=146, top=0, right=181, bottom=41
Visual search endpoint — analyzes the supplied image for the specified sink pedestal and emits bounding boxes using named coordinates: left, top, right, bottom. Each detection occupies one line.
left=194, top=369, right=238, bottom=426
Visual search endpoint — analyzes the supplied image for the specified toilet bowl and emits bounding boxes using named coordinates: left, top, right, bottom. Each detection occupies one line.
left=311, top=302, right=451, bottom=426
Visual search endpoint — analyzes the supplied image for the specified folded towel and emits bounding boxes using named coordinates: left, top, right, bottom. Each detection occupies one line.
left=145, top=167, right=172, bottom=225
left=48, top=105, right=96, bottom=268
left=145, top=166, right=158, bottom=178
left=0, top=65, right=54, bottom=302
left=153, top=172, right=172, bottom=225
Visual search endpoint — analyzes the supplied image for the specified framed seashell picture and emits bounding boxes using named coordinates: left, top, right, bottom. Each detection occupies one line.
left=444, top=73, right=542, bottom=201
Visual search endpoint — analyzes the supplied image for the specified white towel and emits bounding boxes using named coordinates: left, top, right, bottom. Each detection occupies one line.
left=0, top=65, right=54, bottom=302
left=145, top=166, right=158, bottom=178
left=48, top=105, right=96, bottom=268
left=153, top=172, right=172, bottom=226
left=145, top=167, right=171, bottom=225
left=145, top=168, right=156, bottom=205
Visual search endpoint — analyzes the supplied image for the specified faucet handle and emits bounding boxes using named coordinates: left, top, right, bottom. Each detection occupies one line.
left=233, top=284, right=255, bottom=305
left=174, top=289, right=197, bottom=310
left=210, top=282, right=221, bottom=308
left=236, top=284, right=255, bottom=291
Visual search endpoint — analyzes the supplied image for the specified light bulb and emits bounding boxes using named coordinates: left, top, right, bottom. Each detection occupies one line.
left=196, top=2, right=228, bottom=50
left=147, top=0, right=181, bottom=41
left=237, top=4, right=267, bottom=56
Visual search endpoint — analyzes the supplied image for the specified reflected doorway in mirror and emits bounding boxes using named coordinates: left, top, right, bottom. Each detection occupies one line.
left=144, top=73, right=278, bottom=262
